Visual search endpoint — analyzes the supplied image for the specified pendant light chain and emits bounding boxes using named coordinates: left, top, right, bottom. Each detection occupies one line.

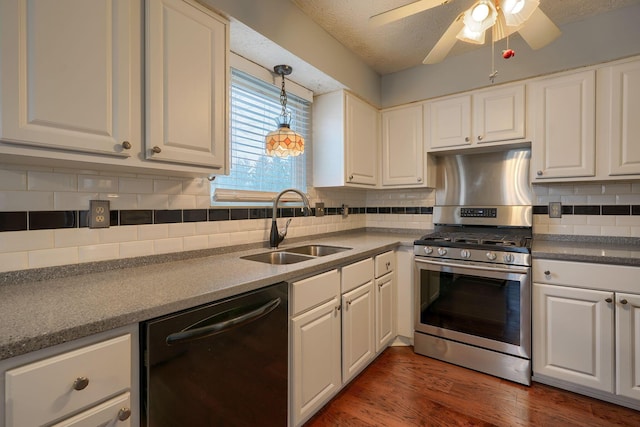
left=279, top=73, right=288, bottom=117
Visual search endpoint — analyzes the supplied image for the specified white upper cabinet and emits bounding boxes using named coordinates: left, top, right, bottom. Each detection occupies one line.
left=473, top=84, right=525, bottom=144
left=313, top=91, right=378, bottom=187
left=598, top=58, right=640, bottom=177
left=426, top=94, right=472, bottom=150
left=381, top=104, right=433, bottom=187
left=529, top=69, right=596, bottom=180
left=0, top=0, right=138, bottom=157
left=426, top=84, right=525, bottom=151
left=145, top=0, right=229, bottom=171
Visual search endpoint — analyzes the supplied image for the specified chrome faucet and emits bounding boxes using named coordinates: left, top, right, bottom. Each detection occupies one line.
left=270, top=188, right=311, bottom=248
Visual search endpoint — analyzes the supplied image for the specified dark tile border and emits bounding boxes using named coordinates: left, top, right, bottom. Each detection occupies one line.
left=0, top=206, right=436, bottom=233
left=533, top=204, right=639, bottom=216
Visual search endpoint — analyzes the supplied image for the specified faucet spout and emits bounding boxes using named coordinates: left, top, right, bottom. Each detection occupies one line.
left=270, top=188, right=311, bottom=248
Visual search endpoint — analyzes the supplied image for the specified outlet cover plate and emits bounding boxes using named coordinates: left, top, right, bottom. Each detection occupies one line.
left=549, top=202, right=562, bottom=218
left=89, top=200, right=110, bottom=228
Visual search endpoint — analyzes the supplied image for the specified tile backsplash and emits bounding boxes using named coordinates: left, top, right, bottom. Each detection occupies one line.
left=1, top=163, right=639, bottom=273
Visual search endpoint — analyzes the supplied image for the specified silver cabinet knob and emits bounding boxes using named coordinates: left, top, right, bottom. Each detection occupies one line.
left=464, top=136, right=470, bottom=142
left=386, top=261, right=391, bottom=269
left=417, top=177, right=423, bottom=182
left=605, top=298, right=613, bottom=303
left=73, top=376, right=89, bottom=391
left=621, top=299, right=628, bottom=305
left=348, top=175, right=354, bottom=181
left=537, top=170, right=543, bottom=176
left=544, top=270, right=551, bottom=276
left=152, top=146, right=162, bottom=154
left=477, top=135, right=483, bottom=141
left=335, top=305, right=341, bottom=312
left=121, top=141, right=131, bottom=150
left=118, top=408, right=132, bottom=422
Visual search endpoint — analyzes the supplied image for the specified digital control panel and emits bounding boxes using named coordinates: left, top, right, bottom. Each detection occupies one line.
left=460, top=207, right=497, bottom=218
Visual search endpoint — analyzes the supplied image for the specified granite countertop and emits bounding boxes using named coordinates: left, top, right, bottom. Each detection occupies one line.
left=532, top=236, right=640, bottom=267
left=0, top=230, right=419, bottom=361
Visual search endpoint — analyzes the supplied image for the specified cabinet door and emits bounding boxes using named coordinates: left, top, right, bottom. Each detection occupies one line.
left=381, top=104, right=425, bottom=186
left=426, top=95, right=471, bottom=149
left=604, top=60, right=640, bottom=176
left=473, top=85, right=525, bottom=144
left=346, top=93, right=378, bottom=186
left=0, top=0, right=138, bottom=156
left=342, top=281, right=375, bottom=383
left=291, top=297, right=341, bottom=426
left=146, top=0, right=229, bottom=170
left=375, top=272, right=396, bottom=352
left=51, top=392, right=131, bottom=427
left=530, top=70, right=596, bottom=180
left=533, top=283, right=614, bottom=392
left=616, top=292, right=640, bottom=400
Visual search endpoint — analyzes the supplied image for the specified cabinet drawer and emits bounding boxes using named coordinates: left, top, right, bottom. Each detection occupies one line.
left=52, top=392, right=131, bottom=427
left=533, top=259, right=639, bottom=293
left=341, top=258, right=374, bottom=293
left=374, top=251, right=395, bottom=278
left=292, top=269, right=340, bottom=315
left=5, top=334, right=131, bottom=427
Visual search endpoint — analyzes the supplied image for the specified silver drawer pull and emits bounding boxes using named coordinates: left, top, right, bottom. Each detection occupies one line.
left=118, top=407, right=132, bottom=421
left=73, top=376, right=89, bottom=391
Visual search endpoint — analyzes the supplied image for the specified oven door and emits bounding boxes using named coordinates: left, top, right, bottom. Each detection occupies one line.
left=414, top=257, right=531, bottom=359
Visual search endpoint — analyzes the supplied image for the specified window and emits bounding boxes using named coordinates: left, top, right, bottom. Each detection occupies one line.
left=211, top=68, right=311, bottom=204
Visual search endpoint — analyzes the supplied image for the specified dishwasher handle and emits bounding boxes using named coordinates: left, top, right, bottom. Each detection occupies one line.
left=166, top=297, right=281, bottom=346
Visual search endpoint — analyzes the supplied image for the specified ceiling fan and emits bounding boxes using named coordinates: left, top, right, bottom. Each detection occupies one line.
left=370, top=0, right=561, bottom=64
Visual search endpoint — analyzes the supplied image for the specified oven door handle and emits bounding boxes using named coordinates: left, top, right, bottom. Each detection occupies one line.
left=414, top=257, right=530, bottom=275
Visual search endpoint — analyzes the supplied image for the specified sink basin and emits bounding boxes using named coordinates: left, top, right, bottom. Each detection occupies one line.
left=241, top=251, right=315, bottom=265
left=286, top=244, right=351, bottom=257
left=241, top=245, right=352, bottom=265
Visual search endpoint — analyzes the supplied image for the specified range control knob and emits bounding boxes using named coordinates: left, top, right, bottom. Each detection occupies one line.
left=503, top=254, right=514, bottom=263
left=424, top=246, right=433, bottom=255
left=460, top=249, right=471, bottom=259
left=437, top=247, right=448, bottom=256
left=486, top=251, right=497, bottom=261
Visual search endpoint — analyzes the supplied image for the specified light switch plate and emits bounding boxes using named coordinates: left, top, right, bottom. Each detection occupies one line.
left=89, top=200, right=110, bottom=228
left=549, top=202, right=562, bottom=218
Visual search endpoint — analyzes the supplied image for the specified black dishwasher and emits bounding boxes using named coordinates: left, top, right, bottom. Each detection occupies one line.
left=141, top=282, right=288, bottom=427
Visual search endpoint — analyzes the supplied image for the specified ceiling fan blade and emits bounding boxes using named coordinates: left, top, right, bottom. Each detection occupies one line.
left=370, top=0, right=453, bottom=27
left=423, top=13, right=464, bottom=64
left=517, top=8, right=561, bottom=50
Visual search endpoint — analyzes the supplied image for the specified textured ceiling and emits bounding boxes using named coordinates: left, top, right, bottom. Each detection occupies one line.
left=291, top=0, right=640, bottom=75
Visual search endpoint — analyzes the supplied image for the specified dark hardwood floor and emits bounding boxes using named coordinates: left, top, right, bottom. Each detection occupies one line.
left=305, top=347, right=640, bottom=427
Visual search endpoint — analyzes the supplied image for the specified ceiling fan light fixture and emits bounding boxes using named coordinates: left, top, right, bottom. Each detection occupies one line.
left=463, top=0, right=497, bottom=33
left=502, top=0, right=539, bottom=27
left=456, top=26, right=486, bottom=44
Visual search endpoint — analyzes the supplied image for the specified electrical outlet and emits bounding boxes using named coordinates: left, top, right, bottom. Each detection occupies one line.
left=89, top=200, right=110, bottom=228
left=315, top=202, right=325, bottom=217
left=549, top=202, right=562, bottom=218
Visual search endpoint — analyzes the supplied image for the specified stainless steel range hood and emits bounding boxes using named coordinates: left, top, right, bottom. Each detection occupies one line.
left=433, top=148, right=534, bottom=227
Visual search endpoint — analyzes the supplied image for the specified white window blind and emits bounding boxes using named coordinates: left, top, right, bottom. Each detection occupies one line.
left=212, top=68, right=310, bottom=203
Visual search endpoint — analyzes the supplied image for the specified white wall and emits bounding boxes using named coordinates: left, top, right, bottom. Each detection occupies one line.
left=381, top=3, right=640, bottom=107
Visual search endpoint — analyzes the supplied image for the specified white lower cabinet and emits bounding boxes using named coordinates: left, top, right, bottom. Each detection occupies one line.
left=290, top=269, right=342, bottom=427
left=1, top=325, right=138, bottom=427
left=533, top=259, right=640, bottom=410
left=341, top=281, right=375, bottom=383
left=374, top=251, right=396, bottom=351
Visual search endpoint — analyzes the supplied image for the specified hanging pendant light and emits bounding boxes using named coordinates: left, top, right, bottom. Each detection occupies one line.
left=265, top=65, right=304, bottom=158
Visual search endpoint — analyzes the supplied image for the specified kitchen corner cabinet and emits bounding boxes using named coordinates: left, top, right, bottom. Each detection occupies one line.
left=145, top=0, right=229, bottom=171
left=532, top=259, right=640, bottom=410
left=0, top=325, right=139, bottom=427
left=381, top=104, right=434, bottom=187
left=290, top=270, right=342, bottom=427
left=529, top=69, right=596, bottom=180
left=0, top=0, right=138, bottom=157
left=341, top=258, right=375, bottom=384
left=0, top=0, right=229, bottom=177
left=598, top=58, right=640, bottom=177
left=313, top=91, right=379, bottom=187
left=374, top=251, right=396, bottom=352
left=425, top=84, right=525, bottom=151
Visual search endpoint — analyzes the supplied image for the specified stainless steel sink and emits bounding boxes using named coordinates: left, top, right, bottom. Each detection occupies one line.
left=241, top=244, right=352, bottom=265
left=285, top=244, right=351, bottom=257
left=241, top=251, right=315, bottom=265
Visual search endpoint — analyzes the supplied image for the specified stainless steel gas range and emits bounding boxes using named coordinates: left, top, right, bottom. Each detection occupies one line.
left=413, top=148, right=534, bottom=385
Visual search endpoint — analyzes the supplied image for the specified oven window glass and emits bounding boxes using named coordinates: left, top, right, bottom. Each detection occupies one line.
left=419, top=270, right=521, bottom=346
